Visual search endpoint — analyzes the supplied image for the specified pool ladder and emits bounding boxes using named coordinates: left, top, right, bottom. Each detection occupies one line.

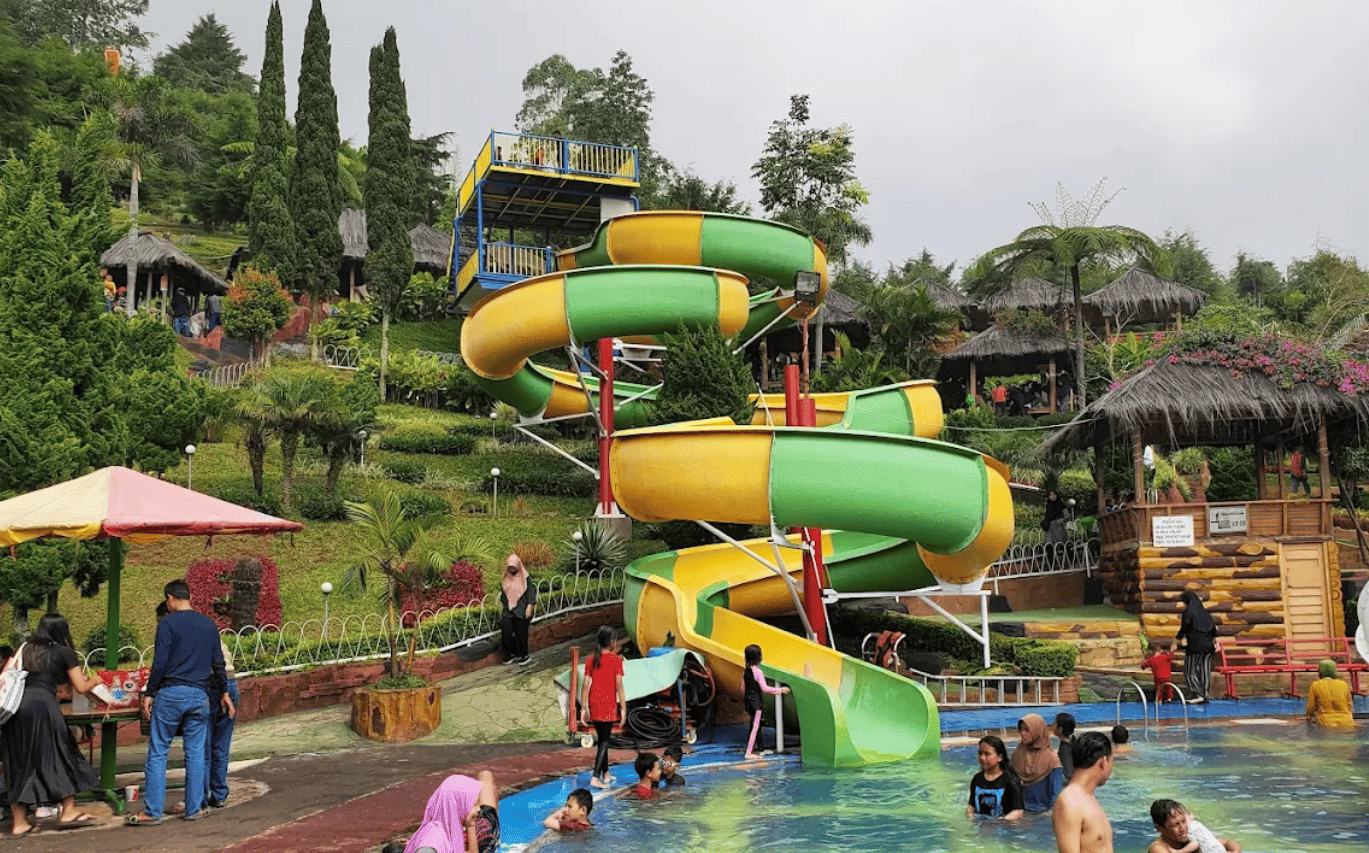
left=1115, top=681, right=1189, bottom=734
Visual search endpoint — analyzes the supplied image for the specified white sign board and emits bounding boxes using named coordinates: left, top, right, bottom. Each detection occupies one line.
left=1151, top=515, right=1195, bottom=547
left=1207, top=505, right=1248, bottom=535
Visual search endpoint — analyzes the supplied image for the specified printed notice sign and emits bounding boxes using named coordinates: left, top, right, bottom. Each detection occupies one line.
left=1207, top=505, right=1248, bottom=535
left=1151, top=515, right=1195, bottom=547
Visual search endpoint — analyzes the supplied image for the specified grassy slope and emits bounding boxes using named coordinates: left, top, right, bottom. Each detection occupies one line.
left=358, top=318, right=464, bottom=356
left=42, top=404, right=661, bottom=652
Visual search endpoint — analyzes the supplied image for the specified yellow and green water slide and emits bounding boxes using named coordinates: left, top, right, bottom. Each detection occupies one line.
left=459, top=211, right=1014, bottom=766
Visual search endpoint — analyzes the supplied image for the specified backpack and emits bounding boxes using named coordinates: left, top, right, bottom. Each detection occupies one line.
left=0, top=644, right=29, bottom=724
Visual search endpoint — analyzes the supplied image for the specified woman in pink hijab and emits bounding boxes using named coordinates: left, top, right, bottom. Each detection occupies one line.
left=402, top=771, right=500, bottom=853
left=500, top=554, right=537, bottom=666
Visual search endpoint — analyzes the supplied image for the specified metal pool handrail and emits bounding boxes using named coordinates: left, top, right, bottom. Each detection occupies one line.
left=1116, top=681, right=1150, bottom=730
left=1161, top=683, right=1191, bottom=731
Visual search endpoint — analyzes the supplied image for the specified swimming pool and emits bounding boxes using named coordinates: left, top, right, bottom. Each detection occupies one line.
left=506, top=723, right=1367, bottom=853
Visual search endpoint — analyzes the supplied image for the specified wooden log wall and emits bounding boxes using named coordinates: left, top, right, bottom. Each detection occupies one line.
left=1112, top=541, right=1289, bottom=641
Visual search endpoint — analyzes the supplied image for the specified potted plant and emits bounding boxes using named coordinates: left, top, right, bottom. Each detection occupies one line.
left=343, top=490, right=491, bottom=742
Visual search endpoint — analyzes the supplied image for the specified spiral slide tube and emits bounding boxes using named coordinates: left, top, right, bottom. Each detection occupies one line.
left=458, top=211, right=1014, bottom=766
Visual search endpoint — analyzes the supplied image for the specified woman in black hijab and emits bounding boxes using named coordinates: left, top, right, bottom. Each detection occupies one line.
left=1175, top=590, right=1217, bottom=703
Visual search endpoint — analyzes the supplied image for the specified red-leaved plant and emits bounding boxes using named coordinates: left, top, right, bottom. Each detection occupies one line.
left=398, top=560, right=486, bottom=627
left=185, top=555, right=284, bottom=630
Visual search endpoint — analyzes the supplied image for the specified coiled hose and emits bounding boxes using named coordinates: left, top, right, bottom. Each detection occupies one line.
left=609, top=706, right=681, bottom=749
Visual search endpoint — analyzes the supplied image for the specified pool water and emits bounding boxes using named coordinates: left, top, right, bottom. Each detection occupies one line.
left=512, top=724, right=1367, bottom=853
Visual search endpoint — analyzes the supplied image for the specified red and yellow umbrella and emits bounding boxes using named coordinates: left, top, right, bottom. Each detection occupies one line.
left=0, top=466, right=302, bottom=806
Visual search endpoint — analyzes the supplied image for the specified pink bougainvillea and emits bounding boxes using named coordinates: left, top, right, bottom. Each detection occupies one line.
left=185, top=556, right=284, bottom=631
left=399, top=560, right=487, bottom=627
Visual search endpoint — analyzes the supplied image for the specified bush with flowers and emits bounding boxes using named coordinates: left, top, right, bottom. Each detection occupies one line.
left=398, top=559, right=487, bottom=626
left=185, top=555, right=284, bottom=631
left=1106, top=330, right=1369, bottom=395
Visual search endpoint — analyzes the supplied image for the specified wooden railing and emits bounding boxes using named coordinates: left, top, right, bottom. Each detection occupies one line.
left=1097, top=499, right=1332, bottom=546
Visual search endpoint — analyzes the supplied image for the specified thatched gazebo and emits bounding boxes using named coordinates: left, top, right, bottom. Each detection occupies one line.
left=1043, top=358, right=1367, bottom=647
left=757, top=289, right=871, bottom=387
left=101, top=233, right=229, bottom=319
left=917, top=278, right=988, bottom=330
left=339, top=209, right=368, bottom=300
left=1082, top=266, right=1207, bottom=335
left=983, top=277, right=1069, bottom=315
left=410, top=223, right=453, bottom=276
left=337, top=211, right=455, bottom=300
left=939, top=326, right=1074, bottom=411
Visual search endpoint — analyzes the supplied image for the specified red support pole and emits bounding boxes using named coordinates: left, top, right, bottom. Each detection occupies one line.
left=598, top=338, right=615, bottom=516
left=798, top=397, right=828, bottom=645
left=783, top=364, right=828, bottom=645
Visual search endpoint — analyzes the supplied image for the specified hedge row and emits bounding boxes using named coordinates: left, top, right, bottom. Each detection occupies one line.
left=830, top=607, right=1078, bottom=677
left=378, top=426, right=477, bottom=455
left=205, top=479, right=451, bottom=521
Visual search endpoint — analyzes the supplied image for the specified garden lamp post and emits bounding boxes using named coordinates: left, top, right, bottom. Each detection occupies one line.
left=357, top=430, right=368, bottom=468
left=321, top=581, right=333, bottom=639
left=573, top=529, right=583, bottom=574
left=491, top=467, right=501, bottom=518
left=185, top=444, right=196, bottom=490
left=490, top=410, right=498, bottom=439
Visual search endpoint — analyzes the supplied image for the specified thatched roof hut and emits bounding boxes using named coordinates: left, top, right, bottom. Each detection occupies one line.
left=410, top=223, right=453, bottom=276
left=939, top=326, right=1075, bottom=409
left=813, top=288, right=866, bottom=327
left=1082, top=266, right=1207, bottom=330
left=916, top=278, right=989, bottom=330
left=1044, top=361, right=1369, bottom=452
left=339, top=209, right=368, bottom=261
left=101, top=233, right=229, bottom=304
left=983, top=277, right=1068, bottom=314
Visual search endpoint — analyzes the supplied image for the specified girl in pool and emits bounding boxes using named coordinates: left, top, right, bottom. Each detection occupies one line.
left=1010, top=713, right=1065, bottom=812
left=742, top=644, right=790, bottom=759
left=966, top=735, right=1024, bottom=820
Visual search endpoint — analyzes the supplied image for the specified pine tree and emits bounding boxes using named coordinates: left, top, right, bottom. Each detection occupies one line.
left=363, top=27, right=414, bottom=400
left=0, top=134, right=126, bottom=493
left=289, top=0, right=343, bottom=348
left=247, top=1, right=296, bottom=285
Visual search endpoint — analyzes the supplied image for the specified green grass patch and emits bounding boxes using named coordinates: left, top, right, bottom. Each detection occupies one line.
left=359, top=319, right=464, bottom=356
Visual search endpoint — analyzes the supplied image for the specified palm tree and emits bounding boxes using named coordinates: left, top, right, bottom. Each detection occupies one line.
left=970, top=180, right=1168, bottom=408
left=239, top=370, right=332, bottom=509
left=344, top=492, right=493, bottom=678
left=98, top=75, right=199, bottom=293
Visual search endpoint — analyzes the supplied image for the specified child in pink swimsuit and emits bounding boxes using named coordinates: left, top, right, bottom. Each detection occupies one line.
left=742, top=644, right=789, bottom=759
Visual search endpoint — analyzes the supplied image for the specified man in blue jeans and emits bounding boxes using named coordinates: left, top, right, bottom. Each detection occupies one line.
left=127, top=580, right=235, bottom=826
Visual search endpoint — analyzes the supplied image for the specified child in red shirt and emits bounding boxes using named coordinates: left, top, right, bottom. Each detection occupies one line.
left=543, top=788, right=593, bottom=832
left=1142, top=639, right=1178, bottom=702
left=628, top=752, right=660, bottom=799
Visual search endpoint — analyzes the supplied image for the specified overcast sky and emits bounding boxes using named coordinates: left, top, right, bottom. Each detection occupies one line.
left=138, top=0, right=1369, bottom=280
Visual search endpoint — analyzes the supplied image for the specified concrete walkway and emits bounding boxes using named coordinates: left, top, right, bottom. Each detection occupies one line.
left=9, top=633, right=618, bottom=853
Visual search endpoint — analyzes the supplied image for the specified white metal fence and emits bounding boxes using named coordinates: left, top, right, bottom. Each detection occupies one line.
left=985, top=538, right=1099, bottom=585
left=85, top=569, right=626, bottom=678
left=322, top=344, right=372, bottom=369
left=196, top=362, right=253, bottom=387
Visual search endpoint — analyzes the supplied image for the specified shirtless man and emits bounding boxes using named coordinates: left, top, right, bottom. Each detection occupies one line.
left=1147, top=799, right=1241, bottom=853
left=1053, top=731, right=1114, bottom=853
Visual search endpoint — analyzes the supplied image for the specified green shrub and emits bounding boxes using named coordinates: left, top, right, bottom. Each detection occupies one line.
left=206, top=482, right=282, bottom=516
left=481, top=467, right=595, bottom=498
left=459, top=498, right=490, bottom=515
left=383, top=459, right=426, bottom=484
left=1170, top=447, right=1207, bottom=476
left=651, top=520, right=760, bottom=551
left=82, top=623, right=143, bottom=666
left=378, top=425, right=476, bottom=455
left=396, top=490, right=452, bottom=519
left=296, top=487, right=348, bottom=521
left=1054, top=469, right=1096, bottom=503
left=449, top=420, right=513, bottom=439
left=830, top=607, right=1078, bottom=677
left=1206, top=446, right=1257, bottom=502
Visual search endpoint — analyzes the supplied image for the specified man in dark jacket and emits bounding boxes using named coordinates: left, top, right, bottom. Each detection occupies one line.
left=128, top=580, right=235, bottom=826
left=172, top=287, right=192, bottom=336
left=203, top=291, right=223, bottom=336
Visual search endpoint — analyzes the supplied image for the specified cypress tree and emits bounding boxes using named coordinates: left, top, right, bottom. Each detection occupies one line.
left=246, top=1, right=296, bottom=285
left=289, top=0, right=343, bottom=329
left=363, top=27, right=414, bottom=400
